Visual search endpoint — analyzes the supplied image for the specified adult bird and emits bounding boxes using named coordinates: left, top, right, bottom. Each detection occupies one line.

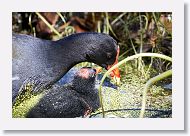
left=12, top=32, right=120, bottom=102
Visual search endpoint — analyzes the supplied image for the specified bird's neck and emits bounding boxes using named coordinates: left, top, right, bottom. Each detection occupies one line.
left=55, top=37, right=89, bottom=64
left=55, top=33, right=97, bottom=65
left=46, top=36, right=93, bottom=83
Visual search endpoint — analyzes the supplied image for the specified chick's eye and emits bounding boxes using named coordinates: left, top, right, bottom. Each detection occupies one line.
left=107, top=53, right=112, bottom=59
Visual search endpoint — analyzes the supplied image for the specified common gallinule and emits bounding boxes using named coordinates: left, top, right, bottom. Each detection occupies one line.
left=12, top=32, right=120, bottom=102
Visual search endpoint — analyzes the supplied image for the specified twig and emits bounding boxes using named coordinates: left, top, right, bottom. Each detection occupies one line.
left=56, top=12, right=66, bottom=24
left=35, top=12, right=61, bottom=38
left=111, top=12, right=127, bottom=25
left=139, top=69, right=172, bottom=118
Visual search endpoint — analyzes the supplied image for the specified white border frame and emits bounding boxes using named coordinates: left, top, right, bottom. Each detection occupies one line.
left=0, top=0, right=184, bottom=130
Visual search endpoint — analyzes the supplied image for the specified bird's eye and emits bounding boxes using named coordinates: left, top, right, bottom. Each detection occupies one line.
left=107, top=53, right=112, bottom=59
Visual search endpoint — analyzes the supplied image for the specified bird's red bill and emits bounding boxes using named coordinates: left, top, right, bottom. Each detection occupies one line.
left=107, top=46, right=120, bottom=84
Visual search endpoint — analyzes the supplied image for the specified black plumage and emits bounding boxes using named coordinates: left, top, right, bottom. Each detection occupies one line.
left=26, top=67, right=99, bottom=118
left=12, top=32, right=118, bottom=101
left=57, top=67, right=118, bottom=89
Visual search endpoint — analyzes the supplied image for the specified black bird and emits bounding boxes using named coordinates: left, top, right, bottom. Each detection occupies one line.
left=12, top=32, right=119, bottom=101
left=57, top=67, right=118, bottom=89
left=26, top=67, right=99, bottom=118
